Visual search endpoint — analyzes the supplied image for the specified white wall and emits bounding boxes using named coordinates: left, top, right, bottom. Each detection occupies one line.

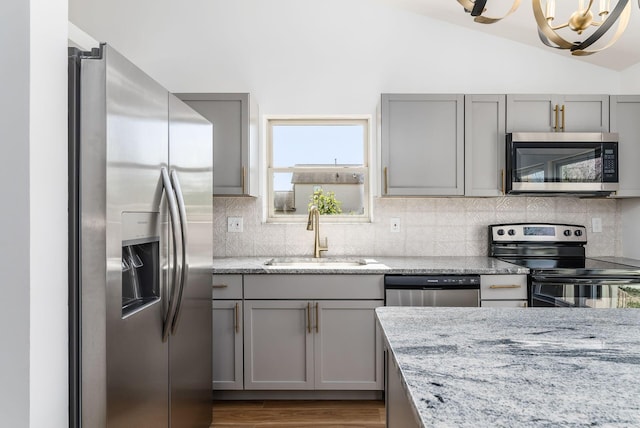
left=0, top=0, right=68, bottom=426
left=29, top=0, right=69, bottom=425
left=69, top=0, right=622, bottom=101
left=1, top=1, right=31, bottom=424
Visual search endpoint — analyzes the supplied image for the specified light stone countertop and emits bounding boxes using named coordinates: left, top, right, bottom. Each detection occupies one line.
left=212, top=256, right=528, bottom=275
left=376, top=307, right=640, bottom=428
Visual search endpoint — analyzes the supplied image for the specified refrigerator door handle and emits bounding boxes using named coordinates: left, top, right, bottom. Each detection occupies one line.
left=170, top=169, right=189, bottom=335
left=161, top=167, right=182, bottom=342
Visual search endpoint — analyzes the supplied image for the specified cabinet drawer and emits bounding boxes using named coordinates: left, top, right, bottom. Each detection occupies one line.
left=481, top=300, right=528, bottom=308
left=244, top=275, right=384, bottom=299
left=480, top=275, right=527, bottom=300
left=212, top=274, right=243, bottom=299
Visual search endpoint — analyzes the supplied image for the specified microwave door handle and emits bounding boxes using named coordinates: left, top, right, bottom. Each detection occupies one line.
left=169, top=170, right=189, bottom=335
left=161, top=168, right=181, bottom=343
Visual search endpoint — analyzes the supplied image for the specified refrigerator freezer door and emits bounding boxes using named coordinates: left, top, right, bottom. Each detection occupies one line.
left=76, top=44, right=171, bottom=428
left=168, top=94, right=213, bottom=428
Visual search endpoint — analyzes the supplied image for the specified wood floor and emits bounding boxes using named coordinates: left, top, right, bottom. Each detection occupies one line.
left=211, top=400, right=386, bottom=428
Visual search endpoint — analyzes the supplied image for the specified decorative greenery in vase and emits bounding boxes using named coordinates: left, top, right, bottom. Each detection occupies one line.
left=308, top=188, right=342, bottom=215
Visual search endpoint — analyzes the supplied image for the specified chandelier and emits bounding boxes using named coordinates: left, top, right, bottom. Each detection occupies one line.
left=458, top=0, right=634, bottom=56
left=457, top=0, right=521, bottom=23
left=533, top=0, right=631, bottom=56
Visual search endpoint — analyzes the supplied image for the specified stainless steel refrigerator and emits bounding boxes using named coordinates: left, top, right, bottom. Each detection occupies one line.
left=68, top=44, right=213, bottom=428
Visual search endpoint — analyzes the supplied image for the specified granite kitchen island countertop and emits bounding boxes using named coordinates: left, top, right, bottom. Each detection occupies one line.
left=376, top=307, right=640, bottom=428
left=212, top=256, right=528, bottom=275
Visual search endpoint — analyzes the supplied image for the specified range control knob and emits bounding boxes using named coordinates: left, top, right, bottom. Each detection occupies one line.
left=574, top=230, right=583, bottom=237
left=564, top=230, right=572, bottom=237
left=497, top=229, right=505, bottom=236
left=508, top=229, right=516, bottom=236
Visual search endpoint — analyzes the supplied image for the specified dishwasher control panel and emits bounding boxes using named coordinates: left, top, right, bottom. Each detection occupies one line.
left=384, top=275, right=480, bottom=288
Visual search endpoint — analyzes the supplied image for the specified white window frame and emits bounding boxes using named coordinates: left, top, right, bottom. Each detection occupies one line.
left=265, top=115, right=371, bottom=223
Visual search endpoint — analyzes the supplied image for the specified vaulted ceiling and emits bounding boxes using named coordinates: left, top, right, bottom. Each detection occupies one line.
left=384, top=0, right=640, bottom=71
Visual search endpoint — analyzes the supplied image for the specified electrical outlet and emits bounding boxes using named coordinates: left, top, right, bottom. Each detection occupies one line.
left=390, top=217, right=401, bottom=233
left=227, top=216, right=243, bottom=233
left=592, top=217, right=602, bottom=233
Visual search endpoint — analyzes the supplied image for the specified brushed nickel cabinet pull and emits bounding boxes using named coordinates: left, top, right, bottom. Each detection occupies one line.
left=307, top=303, right=311, bottom=334
left=553, top=105, right=559, bottom=131
left=315, top=302, right=319, bottom=333
left=489, top=284, right=522, bottom=289
left=234, top=302, right=239, bottom=334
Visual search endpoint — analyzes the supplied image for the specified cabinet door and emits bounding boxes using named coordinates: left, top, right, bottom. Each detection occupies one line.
left=176, top=93, right=253, bottom=195
left=464, top=95, right=506, bottom=196
left=506, top=94, right=555, bottom=132
left=506, top=94, right=609, bottom=132
left=314, top=300, right=383, bottom=390
left=243, top=300, right=314, bottom=389
left=381, top=94, right=464, bottom=196
left=212, top=300, right=243, bottom=390
left=610, top=95, right=640, bottom=197
left=561, top=95, right=609, bottom=132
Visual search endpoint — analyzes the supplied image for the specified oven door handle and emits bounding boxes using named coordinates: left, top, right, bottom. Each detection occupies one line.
left=531, top=276, right=640, bottom=286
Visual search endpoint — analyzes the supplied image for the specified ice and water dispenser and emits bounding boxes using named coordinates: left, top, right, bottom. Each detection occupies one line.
left=121, top=212, right=160, bottom=317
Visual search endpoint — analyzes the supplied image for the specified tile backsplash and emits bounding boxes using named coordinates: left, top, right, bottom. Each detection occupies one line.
left=213, top=197, right=620, bottom=258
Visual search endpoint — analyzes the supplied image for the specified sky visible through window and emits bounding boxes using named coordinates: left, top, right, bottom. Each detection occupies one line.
left=272, top=124, right=365, bottom=191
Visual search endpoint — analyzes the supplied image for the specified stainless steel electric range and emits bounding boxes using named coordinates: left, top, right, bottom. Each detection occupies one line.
left=489, top=223, right=640, bottom=308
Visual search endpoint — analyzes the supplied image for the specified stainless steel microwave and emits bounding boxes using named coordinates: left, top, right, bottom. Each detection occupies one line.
left=506, top=132, right=619, bottom=196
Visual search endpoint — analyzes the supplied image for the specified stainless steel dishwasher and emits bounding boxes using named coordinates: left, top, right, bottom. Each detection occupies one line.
left=384, top=275, right=481, bottom=307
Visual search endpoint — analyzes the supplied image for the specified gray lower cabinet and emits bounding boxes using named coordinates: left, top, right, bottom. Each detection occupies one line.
left=386, top=354, right=420, bottom=428
left=243, top=299, right=383, bottom=390
left=381, top=94, right=464, bottom=196
left=243, top=300, right=314, bottom=390
left=314, top=300, right=383, bottom=390
left=506, top=94, right=609, bottom=133
left=464, top=94, right=506, bottom=196
left=176, top=93, right=258, bottom=196
left=243, top=274, right=384, bottom=391
left=212, top=275, right=244, bottom=390
left=610, top=95, right=640, bottom=197
left=211, top=300, right=243, bottom=390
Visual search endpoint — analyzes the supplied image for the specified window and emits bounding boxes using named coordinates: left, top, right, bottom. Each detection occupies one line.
left=267, top=117, right=370, bottom=222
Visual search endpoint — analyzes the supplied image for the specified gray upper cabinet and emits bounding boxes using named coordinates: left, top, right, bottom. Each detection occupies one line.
left=464, top=95, right=506, bottom=197
left=610, top=95, right=640, bottom=197
left=506, top=94, right=609, bottom=133
left=381, top=94, right=464, bottom=196
left=176, top=93, right=258, bottom=196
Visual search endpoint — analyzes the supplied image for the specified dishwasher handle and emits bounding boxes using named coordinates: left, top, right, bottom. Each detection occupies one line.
left=385, top=285, right=481, bottom=291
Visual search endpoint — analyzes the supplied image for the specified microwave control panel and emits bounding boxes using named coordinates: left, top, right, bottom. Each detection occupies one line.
left=602, top=142, right=618, bottom=182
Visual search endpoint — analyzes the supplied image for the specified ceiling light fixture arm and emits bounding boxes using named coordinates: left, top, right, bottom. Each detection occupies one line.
left=457, top=0, right=521, bottom=24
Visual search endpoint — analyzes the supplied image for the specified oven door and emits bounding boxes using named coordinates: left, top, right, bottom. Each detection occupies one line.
left=530, top=276, right=640, bottom=308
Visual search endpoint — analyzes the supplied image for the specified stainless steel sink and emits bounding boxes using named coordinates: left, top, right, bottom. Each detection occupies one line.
left=264, top=257, right=381, bottom=269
